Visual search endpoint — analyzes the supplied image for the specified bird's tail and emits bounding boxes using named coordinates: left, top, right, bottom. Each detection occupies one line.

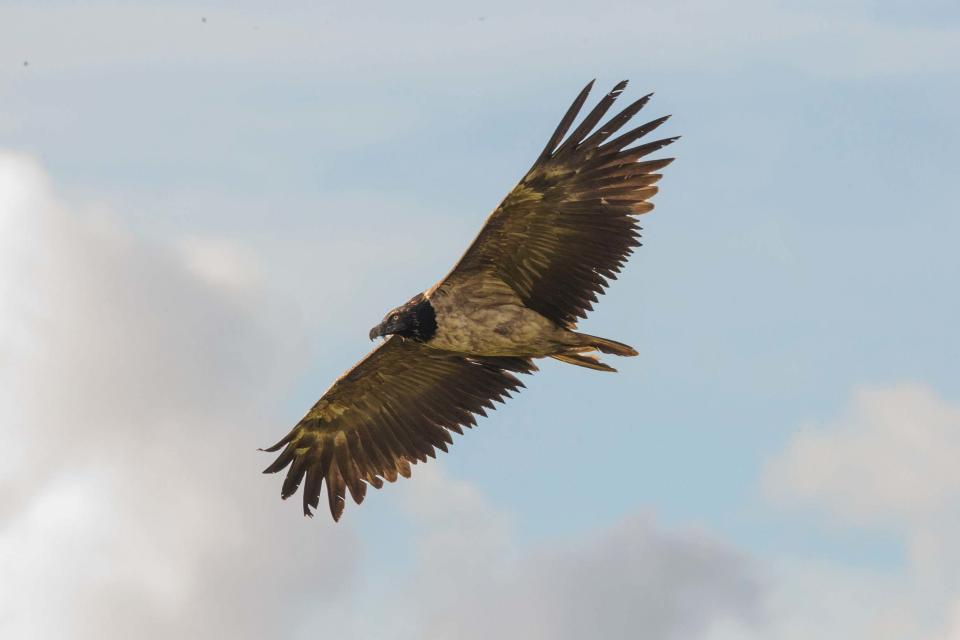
left=549, top=333, right=638, bottom=372
left=573, top=332, right=639, bottom=357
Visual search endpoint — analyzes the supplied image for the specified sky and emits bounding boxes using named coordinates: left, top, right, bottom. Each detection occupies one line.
left=1, top=1, right=959, bottom=638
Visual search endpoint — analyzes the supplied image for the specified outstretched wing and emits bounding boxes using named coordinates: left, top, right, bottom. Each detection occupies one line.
left=263, top=337, right=535, bottom=521
left=442, top=80, right=677, bottom=328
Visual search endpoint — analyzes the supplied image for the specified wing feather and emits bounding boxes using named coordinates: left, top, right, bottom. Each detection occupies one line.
left=442, top=80, right=677, bottom=327
left=263, top=336, right=535, bottom=520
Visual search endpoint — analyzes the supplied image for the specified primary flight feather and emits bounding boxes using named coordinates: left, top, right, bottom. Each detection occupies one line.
left=263, top=80, right=677, bottom=521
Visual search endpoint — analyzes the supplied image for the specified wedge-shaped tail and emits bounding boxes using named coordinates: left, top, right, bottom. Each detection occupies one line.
left=550, top=332, right=638, bottom=372
left=576, top=332, right=639, bottom=357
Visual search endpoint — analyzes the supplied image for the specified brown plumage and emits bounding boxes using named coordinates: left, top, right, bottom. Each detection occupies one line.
left=263, top=80, right=676, bottom=520
left=263, top=338, right=535, bottom=520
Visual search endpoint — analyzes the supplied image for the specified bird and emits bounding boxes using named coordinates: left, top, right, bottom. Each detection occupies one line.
left=262, top=80, right=677, bottom=521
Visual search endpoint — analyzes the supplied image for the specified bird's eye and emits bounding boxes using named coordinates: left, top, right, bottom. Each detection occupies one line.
left=392, top=314, right=399, bottom=321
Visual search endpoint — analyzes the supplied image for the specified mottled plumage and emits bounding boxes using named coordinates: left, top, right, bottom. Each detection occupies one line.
left=263, top=80, right=677, bottom=520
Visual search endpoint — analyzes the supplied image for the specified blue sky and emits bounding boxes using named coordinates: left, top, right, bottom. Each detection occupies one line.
left=2, top=2, right=959, bottom=639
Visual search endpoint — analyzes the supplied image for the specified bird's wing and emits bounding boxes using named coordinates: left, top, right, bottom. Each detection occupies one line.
left=263, top=336, right=536, bottom=521
left=440, top=80, right=677, bottom=328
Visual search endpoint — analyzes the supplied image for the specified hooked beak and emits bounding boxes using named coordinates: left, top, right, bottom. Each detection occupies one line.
left=369, top=323, right=383, bottom=341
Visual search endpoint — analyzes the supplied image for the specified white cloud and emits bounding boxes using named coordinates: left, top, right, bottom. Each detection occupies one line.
left=395, top=466, right=761, bottom=640
left=178, top=235, right=264, bottom=294
left=762, top=383, right=960, bottom=640
left=0, top=151, right=359, bottom=639
left=938, top=598, right=960, bottom=640
left=765, top=383, right=960, bottom=528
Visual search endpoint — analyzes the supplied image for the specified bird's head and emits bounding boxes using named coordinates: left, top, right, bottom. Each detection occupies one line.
left=369, top=293, right=437, bottom=342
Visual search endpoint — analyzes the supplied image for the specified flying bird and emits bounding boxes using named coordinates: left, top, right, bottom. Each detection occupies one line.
left=263, top=80, right=677, bottom=521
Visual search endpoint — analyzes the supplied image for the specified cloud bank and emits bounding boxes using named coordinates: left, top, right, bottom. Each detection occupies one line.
left=762, top=383, right=960, bottom=640
left=0, top=151, right=358, bottom=639
left=400, top=467, right=760, bottom=640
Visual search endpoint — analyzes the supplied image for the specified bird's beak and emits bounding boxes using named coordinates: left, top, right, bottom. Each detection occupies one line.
left=369, top=324, right=383, bottom=341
